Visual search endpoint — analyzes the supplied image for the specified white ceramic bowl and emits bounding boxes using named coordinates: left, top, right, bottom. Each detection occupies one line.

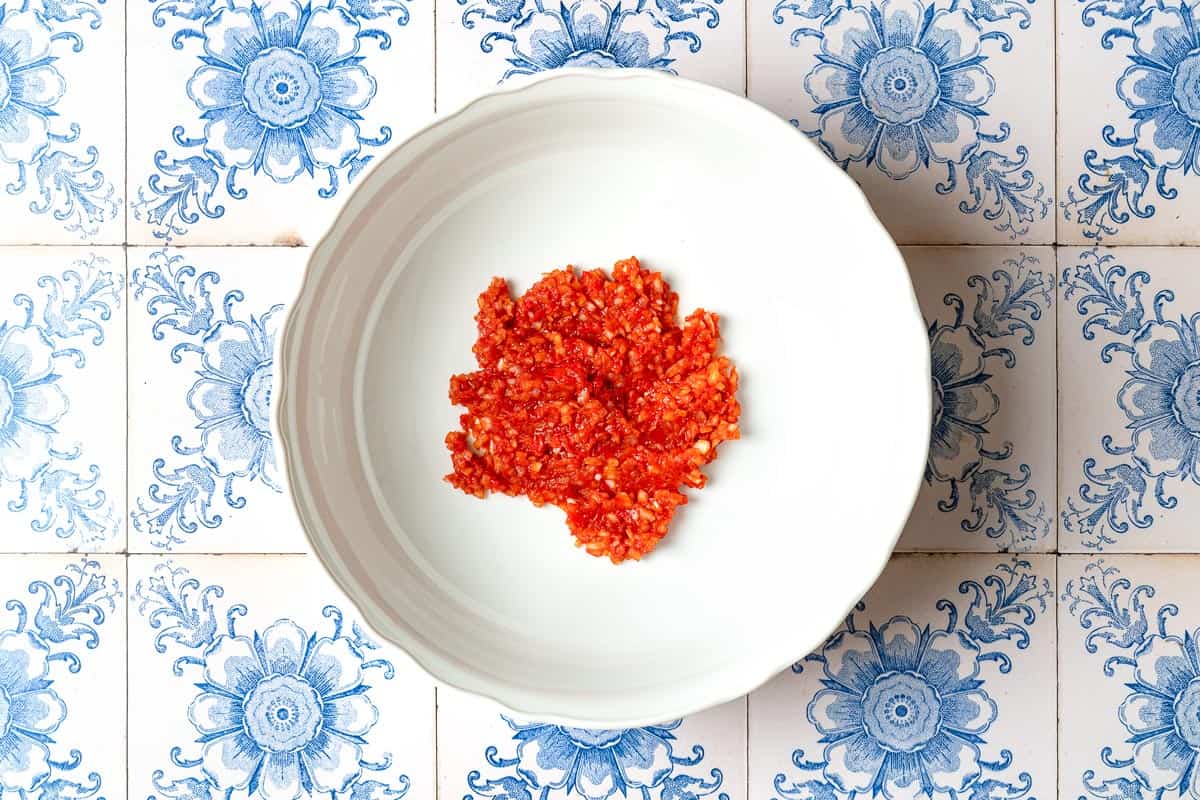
left=279, top=69, right=929, bottom=727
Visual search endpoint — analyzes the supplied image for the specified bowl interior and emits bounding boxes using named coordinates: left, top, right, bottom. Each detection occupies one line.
left=284, top=71, right=930, bottom=726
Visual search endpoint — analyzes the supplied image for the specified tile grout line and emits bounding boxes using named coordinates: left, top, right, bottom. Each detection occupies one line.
left=124, top=242, right=130, bottom=562
left=1052, top=0, right=1060, bottom=248
left=124, top=548, right=131, bottom=800
left=1054, top=554, right=1061, bottom=800
left=126, top=259, right=131, bottom=798
left=1054, top=256, right=1060, bottom=557
left=122, top=0, right=132, bottom=754
left=123, top=0, right=129, bottom=248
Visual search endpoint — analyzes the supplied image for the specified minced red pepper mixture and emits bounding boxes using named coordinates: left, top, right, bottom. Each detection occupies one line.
left=444, top=257, right=740, bottom=563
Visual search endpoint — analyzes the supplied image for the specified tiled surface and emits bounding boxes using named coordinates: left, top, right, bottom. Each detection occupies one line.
left=9, top=0, right=1200, bottom=795
left=750, top=555, right=1057, bottom=800
left=0, top=248, right=125, bottom=552
left=127, top=247, right=309, bottom=552
left=1057, top=0, right=1200, bottom=243
left=0, top=0, right=124, bottom=244
left=436, top=0, right=747, bottom=110
left=0, top=556, right=126, bottom=800
left=899, top=247, right=1057, bottom=552
left=438, top=688, right=747, bottom=799
left=125, top=0, right=433, bottom=245
left=748, top=0, right=1055, bottom=244
left=127, top=555, right=435, bottom=800
left=1059, top=247, right=1200, bottom=551
left=1057, top=556, right=1200, bottom=800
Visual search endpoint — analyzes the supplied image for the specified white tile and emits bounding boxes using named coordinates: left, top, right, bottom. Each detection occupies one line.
left=750, top=554, right=1056, bottom=800
left=1057, top=0, right=1200, bottom=243
left=127, top=247, right=308, bottom=552
left=0, top=0, right=124, bottom=244
left=899, top=247, right=1057, bottom=552
left=128, top=555, right=436, bottom=800
left=126, top=0, right=434, bottom=244
left=435, top=0, right=747, bottom=112
left=0, top=556, right=125, bottom=800
left=0, top=247, right=124, bottom=552
left=438, top=685, right=746, bottom=800
left=1059, top=555, right=1200, bottom=800
left=1059, top=247, right=1200, bottom=551
left=748, top=0, right=1055, bottom=244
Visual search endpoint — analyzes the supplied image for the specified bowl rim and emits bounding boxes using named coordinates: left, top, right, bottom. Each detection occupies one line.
left=278, top=66, right=930, bottom=727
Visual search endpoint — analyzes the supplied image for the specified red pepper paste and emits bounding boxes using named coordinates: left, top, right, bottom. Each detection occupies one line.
left=444, top=257, right=741, bottom=563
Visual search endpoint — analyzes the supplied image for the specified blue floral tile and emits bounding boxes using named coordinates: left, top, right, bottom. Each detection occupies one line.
left=898, top=247, right=1056, bottom=552
left=1058, top=0, right=1200, bottom=243
left=749, top=554, right=1056, bottom=800
left=436, top=685, right=746, bottom=800
left=125, top=0, right=433, bottom=245
left=127, top=247, right=308, bottom=553
left=0, top=0, right=123, bottom=244
left=747, top=0, right=1054, bottom=245
left=1058, top=555, right=1200, bottom=800
left=128, top=554, right=435, bottom=800
left=0, top=555, right=125, bottom=800
left=1058, top=247, right=1200, bottom=551
left=0, top=248, right=124, bottom=552
left=434, top=0, right=747, bottom=112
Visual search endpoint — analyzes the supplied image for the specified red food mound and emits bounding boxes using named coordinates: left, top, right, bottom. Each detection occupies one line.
left=444, top=257, right=741, bottom=563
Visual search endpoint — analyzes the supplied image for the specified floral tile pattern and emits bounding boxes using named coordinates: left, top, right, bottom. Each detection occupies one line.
left=0, top=555, right=125, bottom=800
left=127, top=555, right=435, bottom=800
left=1058, top=555, right=1200, bottom=800
left=0, top=248, right=123, bottom=552
left=1059, top=247, right=1200, bottom=551
left=437, top=685, right=747, bottom=800
left=128, top=247, right=309, bottom=553
left=1057, top=0, right=1200, bottom=243
left=0, top=0, right=123, bottom=244
left=435, top=0, right=746, bottom=111
left=749, top=554, right=1057, bottom=800
left=126, top=0, right=433, bottom=244
left=747, top=0, right=1054, bottom=244
left=899, top=247, right=1056, bottom=552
